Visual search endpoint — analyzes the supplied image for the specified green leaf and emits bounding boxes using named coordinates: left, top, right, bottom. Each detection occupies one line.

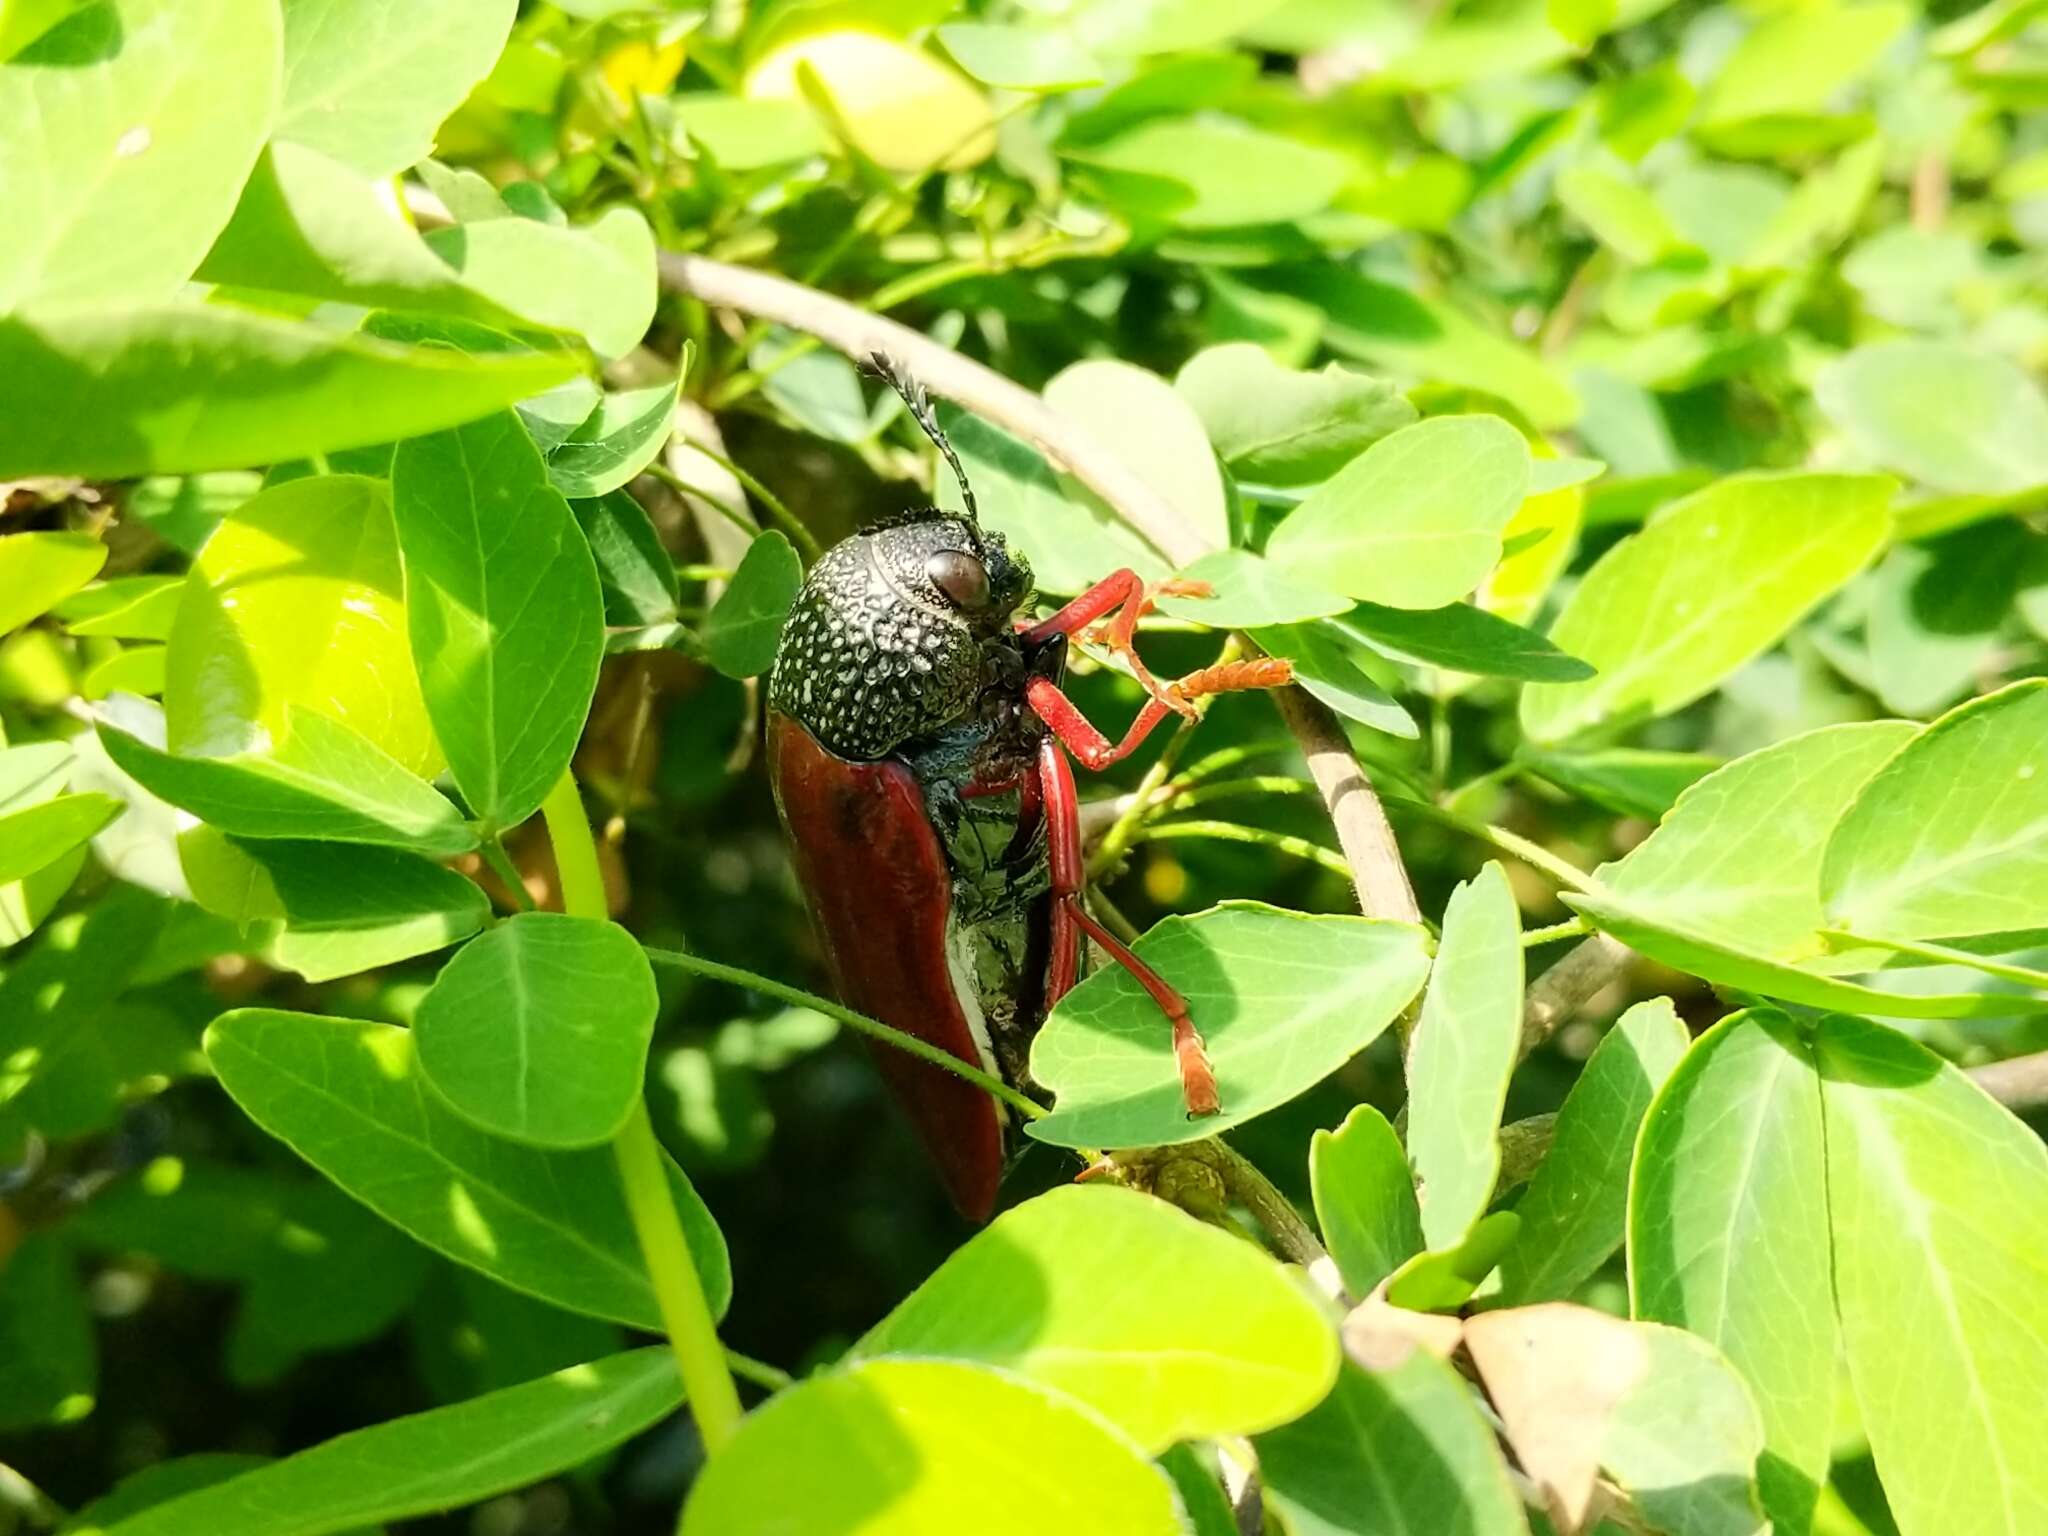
left=936, top=406, right=1166, bottom=594
left=1630, top=1010, right=1833, bottom=1535
left=936, top=23, right=1103, bottom=89
left=671, top=94, right=828, bottom=168
left=1549, top=0, right=1618, bottom=48
left=1069, top=118, right=1353, bottom=229
left=1310, top=1103, right=1423, bottom=1296
left=1027, top=903, right=1432, bottom=1150
left=574, top=491, right=681, bottom=627
left=0, top=792, right=120, bottom=885
left=856, top=1183, right=1337, bottom=1451
left=1258, top=1354, right=1530, bottom=1536
left=1694, top=3, right=1908, bottom=144
left=1466, top=1305, right=1766, bottom=1536
left=1252, top=622, right=1418, bottom=738
left=1385, top=1210, right=1521, bottom=1311
left=1336, top=601, right=1594, bottom=681
left=1517, top=747, right=1719, bottom=821
left=59, top=576, right=185, bottom=640
left=1816, top=342, right=2048, bottom=496
left=0, top=305, right=579, bottom=480
left=0, top=0, right=84, bottom=59
left=1044, top=358, right=1229, bottom=554
left=100, top=1349, right=682, bottom=1536
left=1493, top=997, right=1691, bottom=1305
left=0, top=888, right=189, bottom=1157
left=1078, top=0, right=1295, bottom=54
left=1266, top=416, right=1532, bottom=610
left=1159, top=1445, right=1239, bottom=1536
left=682, top=1357, right=1184, bottom=1536
left=1817, top=1014, right=2048, bottom=1536
left=99, top=706, right=476, bottom=856
left=425, top=207, right=657, bottom=359
left=1600, top=722, right=1916, bottom=962
left=0, top=741, right=85, bottom=946
left=0, top=1234, right=93, bottom=1431
left=1865, top=522, right=2026, bottom=719
left=62, top=1456, right=271, bottom=1533
left=197, top=143, right=513, bottom=323
left=237, top=839, right=487, bottom=982
left=1521, top=473, right=1893, bottom=744
left=705, top=531, right=803, bottom=680
left=1564, top=887, right=2046, bottom=1018
left=204, top=1008, right=730, bottom=1328
left=1150, top=549, right=1350, bottom=628
left=392, top=412, right=605, bottom=831
left=1175, top=342, right=1417, bottom=485
left=0, top=0, right=280, bottom=309
left=1822, top=682, right=2048, bottom=944
left=545, top=378, right=682, bottom=501
left=165, top=475, right=444, bottom=780
left=416, top=913, right=657, bottom=1148
left=277, top=0, right=517, bottom=177
left=0, top=531, right=106, bottom=634
left=1255, top=266, right=1580, bottom=430
left=1407, top=864, right=1523, bottom=1249
left=1556, top=166, right=1684, bottom=263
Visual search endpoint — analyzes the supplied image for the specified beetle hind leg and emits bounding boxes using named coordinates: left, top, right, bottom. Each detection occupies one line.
left=1039, top=736, right=1221, bottom=1118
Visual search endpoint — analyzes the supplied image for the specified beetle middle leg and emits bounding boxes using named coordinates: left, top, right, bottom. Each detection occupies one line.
left=1038, top=735, right=1221, bottom=1118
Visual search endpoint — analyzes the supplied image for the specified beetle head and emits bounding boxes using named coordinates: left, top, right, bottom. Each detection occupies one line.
left=769, top=357, right=1035, bottom=759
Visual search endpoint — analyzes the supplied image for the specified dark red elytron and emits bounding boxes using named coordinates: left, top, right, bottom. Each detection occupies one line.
left=766, top=358, right=1289, bottom=1221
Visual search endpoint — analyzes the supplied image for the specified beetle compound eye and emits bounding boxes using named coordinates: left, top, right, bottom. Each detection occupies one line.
left=927, top=549, right=991, bottom=610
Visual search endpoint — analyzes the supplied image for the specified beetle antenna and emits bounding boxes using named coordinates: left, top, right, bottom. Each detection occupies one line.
left=865, top=351, right=978, bottom=523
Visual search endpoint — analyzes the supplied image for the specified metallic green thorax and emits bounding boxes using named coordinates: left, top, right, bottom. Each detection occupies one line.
left=768, top=514, right=1034, bottom=761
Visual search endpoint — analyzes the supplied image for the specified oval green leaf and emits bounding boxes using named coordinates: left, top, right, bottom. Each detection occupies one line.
left=166, top=475, right=444, bottom=779
left=99, top=705, right=475, bottom=856
left=545, top=378, right=681, bottom=501
left=1492, top=997, right=1689, bottom=1308
left=1044, top=358, right=1229, bottom=554
left=1522, top=473, right=1893, bottom=743
left=416, top=913, right=658, bottom=1148
left=1821, top=682, right=2048, bottom=944
left=0, top=531, right=106, bottom=635
left=705, top=531, right=803, bottom=680
left=425, top=207, right=656, bottom=360
left=1629, top=1010, right=1833, bottom=1534
left=277, top=0, right=517, bottom=178
left=1258, top=1354, right=1530, bottom=1536
left=100, top=1348, right=681, bottom=1536
left=1336, top=601, right=1595, bottom=682
left=1026, top=903, right=1432, bottom=1150
left=1175, top=342, right=1417, bottom=485
left=1150, top=549, right=1351, bottom=629
left=204, top=1008, right=729, bottom=1328
left=0, top=305, right=580, bottom=481
left=681, top=1358, right=1185, bottom=1536
left=1311, top=1103, right=1423, bottom=1297
left=1817, top=341, right=2048, bottom=497
left=1817, top=1014, right=2048, bottom=1536
left=0, top=792, right=121, bottom=886
left=1068, top=119, right=1353, bottom=230
left=856, top=1183, right=1338, bottom=1451
left=1267, top=416, right=1532, bottom=610
left=392, top=412, right=605, bottom=832
left=1408, top=863, right=1523, bottom=1250
left=0, top=0, right=280, bottom=309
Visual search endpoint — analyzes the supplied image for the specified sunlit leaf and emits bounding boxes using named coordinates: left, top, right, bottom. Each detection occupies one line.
left=0, top=531, right=105, bottom=635
left=1045, top=358, right=1230, bottom=555
left=857, top=1184, right=1337, bottom=1450
left=1028, top=903, right=1432, bottom=1150
left=1630, top=1010, right=1833, bottom=1534
left=1176, top=342, right=1417, bottom=485
left=1311, top=1103, right=1422, bottom=1296
left=1151, top=549, right=1350, bottom=628
left=745, top=29, right=995, bottom=172
left=425, top=207, right=657, bottom=359
left=0, top=0, right=279, bottom=309
left=204, top=1008, right=729, bottom=1327
left=1816, top=342, right=2048, bottom=496
left=681, top=1358, right=1184, bottom=1536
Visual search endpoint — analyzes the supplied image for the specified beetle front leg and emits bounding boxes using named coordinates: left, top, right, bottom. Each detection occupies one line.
left=1039, top=736, right=1221, bottom=1118
left=1022, top=568, right=1214, bottom=718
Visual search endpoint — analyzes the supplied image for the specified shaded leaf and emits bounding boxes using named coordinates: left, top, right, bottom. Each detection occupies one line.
left=705, top=531, right=803, bottom=679
left=1816, top=342, right=2048, bottom=496
left=1177, top=342, right=1417, bottom=485
left=1338, top=602, right=1593, bottom=681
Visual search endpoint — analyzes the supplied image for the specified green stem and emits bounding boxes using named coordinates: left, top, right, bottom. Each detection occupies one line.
left=540, top=772, right=744, bottom=1459
left=1522, top=916, right=1590, bottom=947
left=1381, top=794, right=1594, bottom=893
left=726, top=1349, right=795, bottom=1393
left=1819, top=929, right=2048, bottom=990
left=641, top=946, right=1048, bottom=1122
left=679, top=440, right=824, bottom=565
left=1133, top=820, right=1354, bottom=880
left=480, top=836, right=535, bottom=913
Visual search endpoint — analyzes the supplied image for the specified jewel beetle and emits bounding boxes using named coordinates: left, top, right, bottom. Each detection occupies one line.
left=766, top=356, right=1292, bottom=1221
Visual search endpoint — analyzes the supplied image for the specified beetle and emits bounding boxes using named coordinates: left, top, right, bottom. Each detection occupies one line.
left=766, top=356, right=1292, bottom=1221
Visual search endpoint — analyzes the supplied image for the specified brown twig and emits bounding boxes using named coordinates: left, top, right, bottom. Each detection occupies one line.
left=1969, top=1049, right=2048, bottom=1111
left=1519, top=932, right=1633, bottom=1060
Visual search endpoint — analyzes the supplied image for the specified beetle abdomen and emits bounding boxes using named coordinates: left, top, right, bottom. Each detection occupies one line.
left=766, top=709, right=1006, bottom=1221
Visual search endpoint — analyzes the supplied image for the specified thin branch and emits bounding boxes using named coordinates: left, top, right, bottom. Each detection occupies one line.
left=656, top=253, right=1423, bottom=929
left=1519, top=933, right=1633, bottom=1060
left=1970, top=1050, right=2048, bottom=1111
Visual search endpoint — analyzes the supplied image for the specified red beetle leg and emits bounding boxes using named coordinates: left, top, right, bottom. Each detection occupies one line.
left=1027, top=674, right=1178, bottom=772
left=1021, top=569, right=1213, bottom=721
left=1039, top=736, right=1221, bottom=1119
